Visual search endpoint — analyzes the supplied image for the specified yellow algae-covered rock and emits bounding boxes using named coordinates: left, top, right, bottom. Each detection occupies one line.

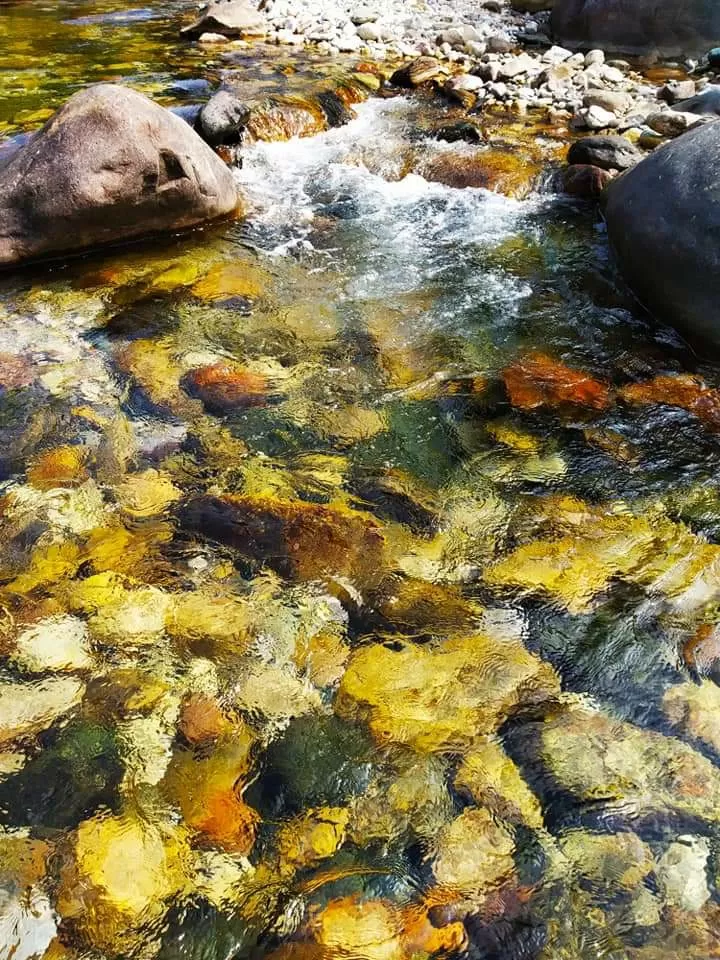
left=0, top=676, right=84, bottom=745
left=455, top=738, right=544, bottom=829
left=178, top=693, right=234, bottom=745
left=191, top=259, right=271, bottom=301
left=663, top=680, right=720, bottom=755
left=0, top=831, right=52, bottom=890
left=432, top=807, right=516, bottom=897
left=5, top=539, right=82, bottom=595
left=11, top=614, right=93, bottom=673
left=535, top=702, right=720, bottom=826
left=56, top=811, right=192, bottom=953
left=115, top=469, right=183, bottom=519
left=27, top=445, right=89, bottom=489
left=310, top=895, right=466, bottom=960
left=293, top=630, right=350, bottom=689
left=484, top=501, right=720, bottom=615
left=163, top=732, right=257, bottom=853
left=83, top=521, right=174, bottom=578
left=167, top=590, right=252, bottom=656
left=559, top=830, right=654, bottom=891
left=90, top=584, right=171, bottom=645
left=180, top=495, right=388, bottom=587
left=336, top=634, right=559, bottom=753
left=310, top=896, right=404, bottom=960
left=61, top=571, right=172, bottom=645
left=115, top=338, right=193, bottom=417
left=275, top=806, right=349, bottom=872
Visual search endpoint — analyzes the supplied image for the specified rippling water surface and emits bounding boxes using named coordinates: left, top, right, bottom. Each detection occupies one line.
left=2, top=3, right=720, bottom=959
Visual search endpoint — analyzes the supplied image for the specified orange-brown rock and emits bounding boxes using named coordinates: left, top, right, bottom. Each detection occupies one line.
left=180, top=495, right=386, bottom=585
left=181, top=363, right=268, bottom=414
left=244, top=97, right=326, bottom=143
left=27, top=445, right=89, bottom=489
left=504, top=352, right=611, bottom=412
left=421, top=149, right=541, bottom=198
left=179, top=694, right=233, bottom=745
left=620, top=374, right=720, bottom=430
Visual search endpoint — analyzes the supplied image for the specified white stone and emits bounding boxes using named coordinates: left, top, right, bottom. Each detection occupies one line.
left=542, top=44, right=573, bottom=64
left=656, top=836, right=710, bottom=912
left=577, top=104, right=619, bottom=129
left=585, top=48, right=605, bottom=67
left=198, top=31, right=229, bottom=43
left=12, top=615, right=93, bottom=673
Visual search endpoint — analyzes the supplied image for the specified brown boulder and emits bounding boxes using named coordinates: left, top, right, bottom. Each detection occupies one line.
left=561, top=163, right=613, bottom=198
left=0, top=84, right=239, bottom=267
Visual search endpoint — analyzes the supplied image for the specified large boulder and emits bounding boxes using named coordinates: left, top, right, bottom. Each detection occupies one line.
left=0, top=84, right=239, bottom=267
left=603, top=119, right=720, bottom=347
left=180, top=0, right=266, bottom=39
left=552, top=0, right=720, bottom=57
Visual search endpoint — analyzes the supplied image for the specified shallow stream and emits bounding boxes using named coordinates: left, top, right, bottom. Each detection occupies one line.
left=3, top=3, right=720, bottom=959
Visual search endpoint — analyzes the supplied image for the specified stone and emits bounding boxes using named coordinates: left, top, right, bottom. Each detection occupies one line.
left=584, top=48, right=604, bottom=66
left=675, top=84, right=720, bottom=116
left=664, top=680, right=720, bottom=753
left=559, top=830, right=654, bottom=890
left=602, top=119, right=720, bottom=346
left=646, top=110, right=704, bottom=137
left=181, top=362, right=268, bottom=413
left=181, top=0, right=266, bottom=39
left=552, top=0, right=720, bottom=58
left=583, top=90, right=632, bottom=114
left=432, top=807, right=515, bottom=896
left=656, top=836, right=710, bottom=912
left=576, top=105, right=619, bottom=129
left=525, top=701, right=720, bottom=827
left=659, top=79, right=697, bottom=104
left=497, top=53, right=540, bottom=80
left=390, top=57, right=445, bottom=88
left=567, top=134, right=642, bottom=170
left=455, top=738, right=544, bottom=828
left=0, top=677, right=85, bottom=746
left=56, top=811, right=192, bottom=954
left=179, top=494, right=387, bottom=587
left=11, top=615, right=93, bottom=673
left=335, top=633, right=559, bottom=753
left=0, top=85, right=239, bottom=266
left=197, top=89, right=251, bottom=146
left=561, top=163, right=613, bottom=198
left=356, top=22, right=381, bottom=42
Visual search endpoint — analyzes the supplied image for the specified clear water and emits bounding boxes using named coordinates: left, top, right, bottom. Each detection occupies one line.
left=2, top=3, right=720, bottom=960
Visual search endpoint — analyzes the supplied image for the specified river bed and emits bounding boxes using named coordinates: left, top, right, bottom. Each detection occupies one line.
left=2, top=2, right=720, bottom=959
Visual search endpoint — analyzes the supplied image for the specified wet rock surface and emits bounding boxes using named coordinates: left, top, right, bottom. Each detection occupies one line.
left=3, top=2, right=720, bottom=960
left=604, top=119, right=720, bottom=347
left=0, top=84, right=239, bottom=265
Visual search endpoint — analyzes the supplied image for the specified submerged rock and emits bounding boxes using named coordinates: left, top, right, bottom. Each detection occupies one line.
left=603, top=119, right=720, bottom=347
left=179, top=495, right=387, bottom=586
left=520, top=701, right=720, bottom=827
left=336, top=634, right=559, bottom=752
left=433, top=807, right=516, bottom=897
left=0, top=85, right=239, bottom=266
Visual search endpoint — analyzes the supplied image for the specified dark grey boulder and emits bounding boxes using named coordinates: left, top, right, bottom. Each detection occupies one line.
left=603, top=120, right=720, bottom=347
left=0, top=84, right=239, bottom=267
left=567, top=135, right=642, bottom=171
left=552, top=0, right=720, bottom=57
left=674, top=85, right=720, bottom=117
left=181, top=0, right=266, bottom=39
left=197, top=89, right=252, bottom=145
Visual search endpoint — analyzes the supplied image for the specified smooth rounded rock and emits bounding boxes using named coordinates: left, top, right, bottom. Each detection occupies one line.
left=0, top=84, right=239, bottom=267
left=567, top=134, right=642, bottom=170
left=552, top=0, right=720, bottom=57
left=603, top=119, right=720, bottom=347
left=181, top=0, right=266, bottom=39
